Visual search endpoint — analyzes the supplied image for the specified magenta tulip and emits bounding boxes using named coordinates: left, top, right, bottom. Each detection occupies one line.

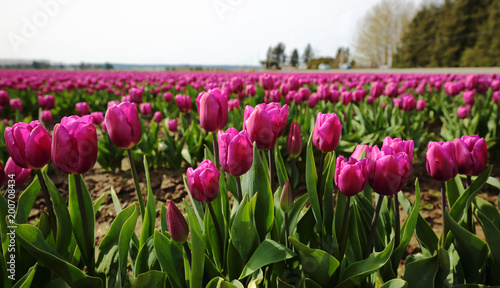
left=163, top=92, right=173, bottom=103
left=107, top=101, right=119, bottom=109
left=260, top=74, right=274, bottom=90
left=230, top=77, right=244, bottom=94
left=90, top=112, right=104, bottom=125
left=463, top=90, right=475, bottom=106
left=493, top=91, right=500, bottom=105
left=196, top=88, right=228, bottom=133
left=167, top=200, right=189, bottom=243
left=426, top=141, right=458, bottom=182
left=243, top=102, right=288, bottom=150
left=218, top=128, right=253, bottom=177
left=0, top=90, right=9, bottom=106
left=382, top=136, right=414, bottom=166
left=76, top=102, right=90, bottom=116
left=384, top=82, right=398, bottom=98
left=187, top=160, right=220, bottom=203
left=175, top=94, right=192, bottom=113
left=457, top=106, right=470, bottom=119
left=4, top=121, right=52, bottom=169
left=38, top=95, right=55, bottom=110
left=312, top=112, right=342, bottom=153
left=401, top=94, right=416, bottom=111
left=228, top=99, right=240, bottom=111
left=351, top=144, right=380, bottom=160
left=4, top=157, right=31, bottom=186
left=368, top=149, right=411, bottom=195
left=335, top=156, right=370, bottom=196
left=168, top=119, right=178, bottom=132
left=416, top=99, right=426, bottom=111
left=370, top=81, right=385, bottom=98
left=139, top=102, right=152, bottom=116
left=10, top=99, right=22, bottom=111
left=153, top=111, right=162, bottom=123
left=41, top=110, right=52, bottom=123
left=341, top=91, right=352, bottom=105
left=246, top=85, right=256, bottom=97
left=52, top=115, right=97, bottom=174
left=105, top=101, right=142, bottom=149
left=129, top=87, right=143, bottom=104
left=453, top=135, right=487, bottom=176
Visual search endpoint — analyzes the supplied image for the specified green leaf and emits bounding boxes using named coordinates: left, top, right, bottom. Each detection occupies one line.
left=41, top=169, right=73, bottom=258
left=135, top=235, right=160, bottom=276
left=277, top=277, right=295, bottom=288
left=15, top=224, right=103, bottom=288
left=140, top=156, right=156, bottom=247
left=205, top=277, right=239, bottom=288
left=241, top=143, right=274, bottom=240
left=474, top=209, right=500, bottom=285
left=230, top=194, right=259, bottom=262
left=118, top=204, right=139, bottom=284
left=289, top=237, right=339, bottom=286
left=160, top=204, right=168, bottom=234
left=239, top=239, right=296, bottom=279
left=304, top=278, right=323, bottom=288
left=185, top=200, right=205, bottom=288
left=274, top=146, right=289, bottom=189
left=109, top=187, right=122, bottom=214
left=323, top=152, right=335, bottom=238
left=95, top=204, right=138, bottom=288
left=474, top=197, right=500, bottom=229
left=129, top=271, right=166, bottom=288
left=93, top=193, right=107, bottom=215
left=444, top=211, right=488, bottom=284
left=12, top=263, right=37, bottom=288
left=337, top=239, right=395, bottom=288
left=380, top=279, right=408, bottom=288
left=449, top=166, right=492, bottom=222
left=305, top=134, right=323, bottom=232
left=288, top=193, right=309, bottom=236
left=446, top=175, right=464, bottom=207
left=15, top=176, right=41, bottom=224
left=68, top=174, right=95, bottom=270
left=402, top=253, right=439, bottom=288
left=154, top=231, right=186, bottom=288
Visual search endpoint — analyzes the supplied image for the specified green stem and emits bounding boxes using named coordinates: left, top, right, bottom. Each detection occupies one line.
left=365, top=195, right=384, bottom=258
left=74, top=175, right=95, bottom=275
left=212, top=132, right=219, bottom=168
left=127, top=149, right=145, bottom=221
left=284, top=213, right=289, bottom=248
left=441, top=181, right=447, bottom=248
left=339, top=196, right=350, bottom=263
left=35, top=170, right=57, bottom=239
left=236, top=176, right=243, bottom=203
left=317, top=152, right=326, bottom=209
left=394, top=193, right=400, bottom=248
left=291, top=157, right=296, bottom=199
left=183, top=242, right=192, bottom=268
left=208, top=202, right=224, bottom=268
left=269, top=149, right=274, bottom=192
left=466, top=175, right=473, bottom=232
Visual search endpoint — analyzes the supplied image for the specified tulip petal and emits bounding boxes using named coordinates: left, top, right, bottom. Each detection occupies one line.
left=24, top=125, right=52, bottom=169
left=75, top=124, right=98, bottom=174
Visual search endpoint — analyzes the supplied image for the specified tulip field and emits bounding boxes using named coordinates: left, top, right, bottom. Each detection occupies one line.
left=1, top=69, right=500, bottom=288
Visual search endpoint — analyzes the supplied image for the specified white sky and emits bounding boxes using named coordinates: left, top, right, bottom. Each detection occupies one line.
left=0, top=0, right=423, bottom=66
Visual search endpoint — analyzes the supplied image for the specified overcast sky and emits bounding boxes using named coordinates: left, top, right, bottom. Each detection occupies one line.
left=1, top=0, right=424, bottom=66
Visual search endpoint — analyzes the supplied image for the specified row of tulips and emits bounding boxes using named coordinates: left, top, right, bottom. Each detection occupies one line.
left=1, top=72, right=499, bottom=288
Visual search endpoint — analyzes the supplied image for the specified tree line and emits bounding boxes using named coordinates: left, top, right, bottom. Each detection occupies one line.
left=393, top=0, right=500, bottom=67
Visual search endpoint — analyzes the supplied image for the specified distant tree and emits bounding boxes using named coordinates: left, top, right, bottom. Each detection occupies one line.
left=266, top=46, right=273, bottom=69
left=303, top=44, right=314, bottom=65
left=32, top=61, right=51, bottom=69
left=105, top=62, right=114, bottom=70
left=290, top=49, right=299, bottom=67
left=272, top=42, right=286, bottom=67
left=353, top=0, right=415, bottom=68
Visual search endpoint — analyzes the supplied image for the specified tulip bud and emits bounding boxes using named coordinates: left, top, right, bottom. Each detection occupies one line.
left=76, top=102, right=90, bottom=116
left=163, top=92, right=173, bottom=103
left=416, top=99, right=426, bottom=111
left=196, top=88, right=228, bottom=133
left=246, top=85, right=256, bottom=97
left=168, top=119, right=178, bottom=132
left=280, top=181, right=293, bottom=213
left=335, top=156, right=370, bottom=197
left=167, top=200, right=189, bottom=243
left=139, top=103, right=152, bottom=116
left=129, top=87, right=143, bottom=104
left=288, top=76, right=300, bottom=91
left=105, top=102, right=142, bottom=149
left=230, top=77, right=244, bottom=94
left=52, top=116, right=98, bottom=174
left=218, top=128, right=253, bottom=177
left=341, top=92, right=352, bottom=105
left=370, top=81, right=384, bottom=98
left=10, top=99, right=23, bottom=111
left=493, top=91, right=500, bottom=105
left=153, top=111, right=162, bottom=123
left=260, top=74, right=274, bottom=91
left=384, top=82, right=398, bottom=98
left=426, top=141, right=458, bottom=182
left=90, top=112, right=104, bottom=125
left=187, top=160, right=220, bottom=202
left=457, top=106, right=470, bottom=119
left=39, top=95, right=55, bottom=110
left=312, top=112, right=342, bottom=153
left=465, top=75, right=478, bottom=90
left=4, top=121, right=52, bottom=169
left=0, top=90, right=9, bottom=106
left=401, top=94, right=416, bottom=111
left=4, top=157, right=31, bottom=186
left=41, top=110, right=52, bottom=123
left=286, top=122, right=302, bottom=158
left=453, top=135, right=487, bottom=176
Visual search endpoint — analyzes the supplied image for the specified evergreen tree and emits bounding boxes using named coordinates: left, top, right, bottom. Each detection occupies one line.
left=290, top=49, right=299, bottom=67
left=303, top=44, right=314, bottom=65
